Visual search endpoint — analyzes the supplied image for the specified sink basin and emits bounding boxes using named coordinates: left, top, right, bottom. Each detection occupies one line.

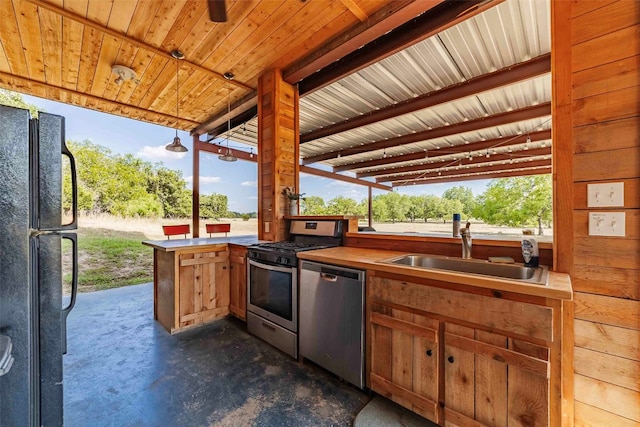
left=380, top=254, right=548, bottom=285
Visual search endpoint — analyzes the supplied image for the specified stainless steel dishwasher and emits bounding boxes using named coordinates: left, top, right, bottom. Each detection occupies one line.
left=299, top=260, right=365, bottom=389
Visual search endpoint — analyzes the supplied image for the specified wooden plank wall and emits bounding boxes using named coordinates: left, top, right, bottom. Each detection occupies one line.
left=257, top=69, right=299, bottom=241
left=554, top=1, right=640, bottom=425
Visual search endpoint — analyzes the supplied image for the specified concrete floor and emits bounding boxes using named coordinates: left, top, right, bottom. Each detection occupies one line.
left=63, top=283, right=370, bottom=427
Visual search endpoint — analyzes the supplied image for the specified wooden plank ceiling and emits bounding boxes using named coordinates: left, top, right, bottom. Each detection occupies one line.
left=0, top=0, right=552, bottom=187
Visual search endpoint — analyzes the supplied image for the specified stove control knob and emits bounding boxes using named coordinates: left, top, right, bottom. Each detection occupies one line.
left=278, top=257, right=288, bottom=265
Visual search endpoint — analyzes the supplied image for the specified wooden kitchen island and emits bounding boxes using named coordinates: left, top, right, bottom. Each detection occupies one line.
left=142, top=236, right=264, bottom=333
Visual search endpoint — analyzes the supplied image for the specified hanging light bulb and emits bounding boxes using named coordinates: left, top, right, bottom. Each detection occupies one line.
left=219, top=73, right=237, bottom=162
left=165, top=50, right=188, bottom=152
left=383, top=149, right=387, bottom=158
left=249, top=148, right=254, bottom=158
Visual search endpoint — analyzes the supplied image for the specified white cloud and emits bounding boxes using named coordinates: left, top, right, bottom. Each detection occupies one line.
left=248, top=196, right=258, bottom=200
left=137, top=145, right=187, bottom=160
left=241, top=181, right=257, bottom=187
left=184, top=176, right=221, bottom=184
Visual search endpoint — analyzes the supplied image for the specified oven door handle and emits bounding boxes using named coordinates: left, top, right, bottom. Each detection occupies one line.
left=248, top=258, right=295, bottom=274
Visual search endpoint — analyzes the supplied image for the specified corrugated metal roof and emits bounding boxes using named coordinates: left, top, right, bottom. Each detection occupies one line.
left=224, top=0, right=551, bottom=185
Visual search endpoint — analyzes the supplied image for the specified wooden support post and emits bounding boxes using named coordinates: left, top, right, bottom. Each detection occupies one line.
left=192, top=134, right=200, bottom=238
left=368, top=186, right=373, bottom=228
left=257, top=69, right=299, bottom=241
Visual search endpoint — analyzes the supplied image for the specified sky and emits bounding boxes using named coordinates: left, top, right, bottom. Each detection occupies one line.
left=22, top=93, right=490, bottom=213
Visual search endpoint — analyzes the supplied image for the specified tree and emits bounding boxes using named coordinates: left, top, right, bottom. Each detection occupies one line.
left=474, top=175, right=552, bottom=235
left=0, top=89, right=40, bottom=117
left=301, top=196, right=326, bottom=215
left=371, top=195, right=389, bottom=222
left=149, top=167, right=191, bottom=217
left=406, top=196, right=423, bottom=222
left=200, top=194, right=228, bottom=219
left=325, top=196, right=359, bottom=215
left=380, top=191, right=408, bottom=223
left=442, top=186, right=476, bottom=219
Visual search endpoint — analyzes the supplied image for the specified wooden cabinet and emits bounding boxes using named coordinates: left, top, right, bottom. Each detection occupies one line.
left=154, top=245, right=230, bottom=333
left=368, top=273, right=561, bottom=427
left=370, top=303, right=440, bottom=423
left=443, top=324, right=549, bottom=427
left=228, top=245, right=247, bottom=320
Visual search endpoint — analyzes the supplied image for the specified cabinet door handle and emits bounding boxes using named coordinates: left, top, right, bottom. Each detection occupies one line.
left=448, top=356, right=455, bottom=363
left=426, top=349, right=433, bottom=357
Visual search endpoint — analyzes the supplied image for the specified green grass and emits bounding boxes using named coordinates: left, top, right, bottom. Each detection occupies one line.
left=63, top=228, right=154, bottom=293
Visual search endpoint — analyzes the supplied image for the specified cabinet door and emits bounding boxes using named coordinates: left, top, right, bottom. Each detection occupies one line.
left=178, top=248, right=230, bottom=328
left=444, top=324, right=550, bottom=427
left=228, top=246, right=247, bottom=320
left=370, top=303, right=440, bottom=424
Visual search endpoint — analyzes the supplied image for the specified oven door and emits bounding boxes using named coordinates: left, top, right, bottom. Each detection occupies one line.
left=247, top=259, right=297, bottom=332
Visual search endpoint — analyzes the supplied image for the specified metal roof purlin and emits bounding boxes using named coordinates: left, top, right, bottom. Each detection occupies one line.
left=300, top=53, right=550, bottom=143
left=297, top=0, right=497, bottom=95
left=346, top=129, right=551, bottom=175
left=392, top=166, right=551, bottom=187
left=302, top=103, right=551, bottom=164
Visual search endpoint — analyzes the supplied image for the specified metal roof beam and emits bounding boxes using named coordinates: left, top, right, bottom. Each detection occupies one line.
left=366, top=147, right=552, bottom=180
left=302, top=103, right=551, bottom=164
left=347, top=130, right=551, bottom=175
left=392, top=166, right=552, bottom=187
left=299, top=165, right=392, bottom=191
left=297, top=0, right=499, bottom=95
left=301, top=54, right=550, bottom=143
left=283, top=0, right=445, bottom=84
left=380, top=159, right=551, bottom=183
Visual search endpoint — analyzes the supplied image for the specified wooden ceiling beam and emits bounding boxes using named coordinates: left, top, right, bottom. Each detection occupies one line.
left=296, top=0, right=500, bottom=94
left=380, top=159, right=551, bottom=183
left=283, top=0, right=444, bottom=85
left=346, top=130, right=551, bottom=175
left=301, top=54, right=550, bottom=143
left=299, top=165, right=392, bottom=191
left=196, top=141, right=257, bottom=162
left=25, top=0, right=254, bottom=92
left=0, top=71, right=199, bottom=128
left=302, top=103, right=551, bottom=164
left=392, top=166, right=552, bottom=187
left=365, top=147, right=552, bottom=180
left=191, top=94, right=258, bottom=136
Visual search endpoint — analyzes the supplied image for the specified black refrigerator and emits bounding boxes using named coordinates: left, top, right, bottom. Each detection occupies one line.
left=0, top=105, right=78, bottom=426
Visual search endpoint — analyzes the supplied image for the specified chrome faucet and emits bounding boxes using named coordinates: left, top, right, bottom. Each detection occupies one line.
left=460, top=222, right=472, bottom=259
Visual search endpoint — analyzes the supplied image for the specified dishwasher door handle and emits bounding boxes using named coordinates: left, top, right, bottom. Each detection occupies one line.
left=320, top=273, right=338, bottom=282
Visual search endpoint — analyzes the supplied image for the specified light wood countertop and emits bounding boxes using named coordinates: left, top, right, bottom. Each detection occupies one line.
left=142, top=235, right=267, bottom=252
left=297, top=246, right=572, bottom=300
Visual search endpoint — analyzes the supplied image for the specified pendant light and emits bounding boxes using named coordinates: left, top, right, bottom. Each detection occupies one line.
left=218, top=72, right=237, bottom=162
left=165, top=50, right=188, bottom=153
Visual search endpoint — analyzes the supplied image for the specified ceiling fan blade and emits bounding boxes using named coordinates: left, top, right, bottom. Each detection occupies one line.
left=208, top=0, right=227, bottom=23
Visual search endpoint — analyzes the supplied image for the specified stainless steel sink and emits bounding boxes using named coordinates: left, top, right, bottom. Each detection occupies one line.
left=380, top=254, right=548, bottom=285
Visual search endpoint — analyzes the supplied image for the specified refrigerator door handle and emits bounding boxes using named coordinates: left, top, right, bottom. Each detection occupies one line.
left=61, top=233, right=78, bottom=354
left=61, top=140, right=77, bottom=231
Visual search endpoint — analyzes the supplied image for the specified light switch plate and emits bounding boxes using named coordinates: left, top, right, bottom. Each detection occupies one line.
left=587, top=182, right=624, bottom=207
left=589, top=212, right=625, bottom=237
left=264, top=221, right=270, bottom=233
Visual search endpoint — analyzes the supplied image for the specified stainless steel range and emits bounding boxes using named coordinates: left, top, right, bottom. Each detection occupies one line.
left=246, top=220, right=343, bottom=358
